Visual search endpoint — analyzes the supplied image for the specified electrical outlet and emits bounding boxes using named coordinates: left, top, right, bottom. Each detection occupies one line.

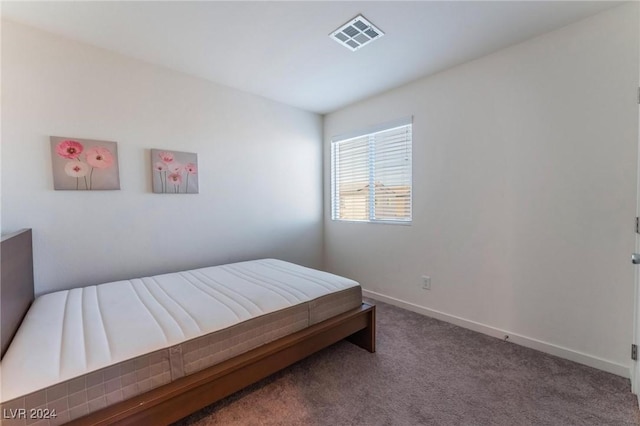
left=421, top=275, right=431, bottom=290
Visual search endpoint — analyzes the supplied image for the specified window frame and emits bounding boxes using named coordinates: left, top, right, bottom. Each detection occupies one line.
left=330, top=117, right=413, bottom=225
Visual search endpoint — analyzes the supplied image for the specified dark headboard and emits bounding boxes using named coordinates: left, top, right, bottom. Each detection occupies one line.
left=1, top=228, right=34, bottom=358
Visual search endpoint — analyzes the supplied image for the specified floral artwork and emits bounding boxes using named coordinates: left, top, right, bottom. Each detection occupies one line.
left=151, top=149, right=198, bottom=194
left=50, top=137, right=120, bottom=190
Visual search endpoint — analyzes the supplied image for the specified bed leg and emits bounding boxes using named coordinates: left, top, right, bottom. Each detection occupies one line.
left=347, top=304, right=376, bottom=353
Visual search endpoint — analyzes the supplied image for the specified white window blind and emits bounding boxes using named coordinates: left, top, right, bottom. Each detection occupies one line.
left=331, top=120, right=412, bottom=223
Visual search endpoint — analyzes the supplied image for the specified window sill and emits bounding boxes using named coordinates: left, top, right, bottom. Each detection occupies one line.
left=331, top=219, right=412, bottom=226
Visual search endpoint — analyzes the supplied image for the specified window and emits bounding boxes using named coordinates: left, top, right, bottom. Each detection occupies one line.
left=331, top=118, right=412, bottom=223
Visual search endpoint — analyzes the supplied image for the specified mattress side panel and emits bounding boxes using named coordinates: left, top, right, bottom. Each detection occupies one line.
left=0, top=349, right=172, bottom=426
left=309, top=286, right=363, bottom=325
left=180, top=303, right=309, bottom=377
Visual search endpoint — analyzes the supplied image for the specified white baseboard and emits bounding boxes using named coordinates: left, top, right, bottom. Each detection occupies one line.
left=363, top=289, right=631, bottom=378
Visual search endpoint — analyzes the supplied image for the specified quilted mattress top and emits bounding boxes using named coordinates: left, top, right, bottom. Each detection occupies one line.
left=0, top=259, right=359, bottom=402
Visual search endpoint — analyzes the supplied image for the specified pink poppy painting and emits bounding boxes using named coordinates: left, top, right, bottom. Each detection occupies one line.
left=50, top=136, right=120, bottom=190
left=151, top=149, right=198, bottom=194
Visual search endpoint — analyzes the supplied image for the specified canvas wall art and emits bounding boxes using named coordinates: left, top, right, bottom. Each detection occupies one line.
left=151, top=149, right=199, bottom=194
left=50, top=136, right=120, bottom=190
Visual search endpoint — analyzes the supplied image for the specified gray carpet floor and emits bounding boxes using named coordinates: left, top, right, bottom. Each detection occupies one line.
left=173, top=300, right=640, bottom=426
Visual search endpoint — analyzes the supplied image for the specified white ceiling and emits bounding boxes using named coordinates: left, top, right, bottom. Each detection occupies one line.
left=1, top=1, right=622, bottom=114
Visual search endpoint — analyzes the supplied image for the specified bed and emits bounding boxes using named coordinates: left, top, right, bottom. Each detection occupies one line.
left=0, top=229, right=375, bottom=425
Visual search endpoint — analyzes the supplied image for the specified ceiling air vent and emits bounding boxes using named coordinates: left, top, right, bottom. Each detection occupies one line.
left=330, top=14, right=384, bottom=51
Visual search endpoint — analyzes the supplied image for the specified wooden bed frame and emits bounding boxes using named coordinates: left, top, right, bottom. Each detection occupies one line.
left=1, top=229, right=34, bottom=358
left=1, top=228, right=376, bottom=425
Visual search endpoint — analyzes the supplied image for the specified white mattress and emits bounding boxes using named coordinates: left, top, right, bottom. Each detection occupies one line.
left=1, top=259, right=359, bottom=402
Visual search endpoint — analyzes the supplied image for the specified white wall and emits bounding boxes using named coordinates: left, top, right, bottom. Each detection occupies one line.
left=324, top=4, right=639, bottom=376
left=1, top=20, right=323, bottom=295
